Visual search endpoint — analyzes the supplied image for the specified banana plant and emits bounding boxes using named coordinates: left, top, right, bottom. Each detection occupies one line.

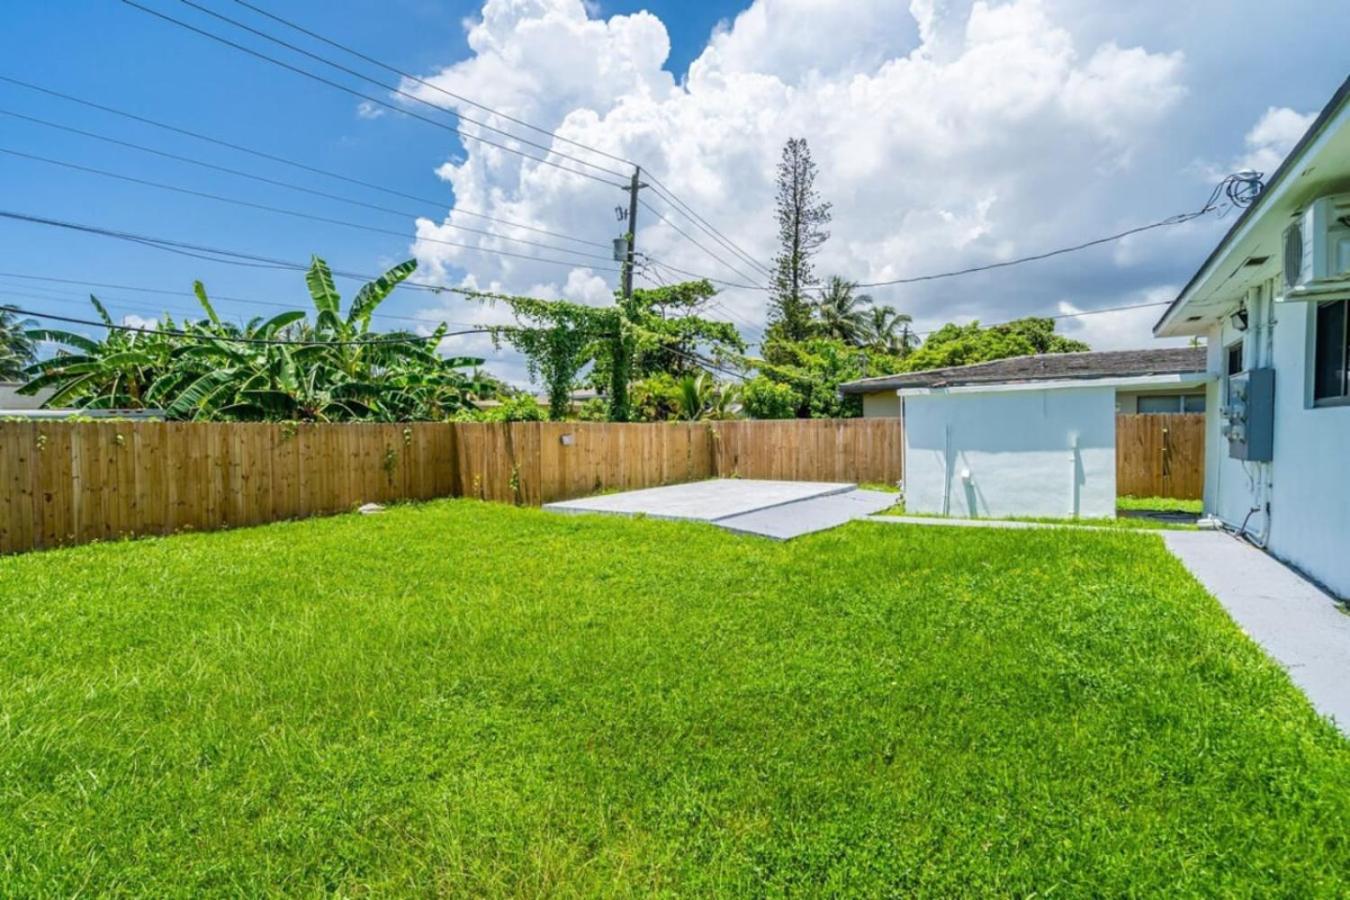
left=20, top=257, right=486, bottom=421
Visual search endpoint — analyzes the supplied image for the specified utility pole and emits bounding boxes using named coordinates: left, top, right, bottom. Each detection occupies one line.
left=608, top=166, right=644, bottom=422
left=621, top=166, right=641, bottom=311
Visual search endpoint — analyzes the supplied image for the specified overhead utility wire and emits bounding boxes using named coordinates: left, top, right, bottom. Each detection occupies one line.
left=0, top=210, right=580, bottom=304
left=0, top=147, right=621, bottom=272
left=0, top=75, right=609, bottom=250
left=2, top=302, right=512, bottom=347
left=0, top=272, right=483, bottom=330
left=228, top=0, right=637, bottom=171
left=637, top=198, right=769, bottom=289
left=119, top=0, right=627, bottom=189
left=641, top=173, right=774, bottom=277
left=0, top=108, right=616, bottom=259
left=854, top=174, right=1262, bottom=288
left=165, top=0, right=629, bottom=181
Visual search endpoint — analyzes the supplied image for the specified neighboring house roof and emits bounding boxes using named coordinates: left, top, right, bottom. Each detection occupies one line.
left=1155, top=75, right=1350, bottom=337
left=839, top=347, right=1207, bottom=394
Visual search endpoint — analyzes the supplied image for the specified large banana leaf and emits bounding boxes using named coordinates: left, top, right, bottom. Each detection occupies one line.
left=193, top=281, right=223, bottom=328
left=24, top=329, right=101, bottom=354
left=305, top=256, right=341, bottom=318
left=348, top=259, right=417, bottom=328
left=255, top=310, right=306, bottom=337
left=165, top=370, right=236, bottom=419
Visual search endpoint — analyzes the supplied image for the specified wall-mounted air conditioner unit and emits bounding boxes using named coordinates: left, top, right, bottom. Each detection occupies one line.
left=1281, top=193, right=1350, bottom=299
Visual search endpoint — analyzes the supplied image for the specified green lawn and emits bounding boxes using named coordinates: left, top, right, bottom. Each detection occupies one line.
left=1118, top=495, right=1205, bottom=514
left=2, top=502, right=1348, bottom=895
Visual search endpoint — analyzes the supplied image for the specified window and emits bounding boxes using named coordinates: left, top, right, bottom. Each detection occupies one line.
left=1226, top=341, right=1245, bottom=376
left=1136, top=394, right=1207, bottom=414
left=1314, top=299, right=1349, bottom=405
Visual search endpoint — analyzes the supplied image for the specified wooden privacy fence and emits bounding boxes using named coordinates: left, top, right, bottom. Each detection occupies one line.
left=1116, top=414, right=1205, bottom=499
left=0, top=417, right=902, bottom=554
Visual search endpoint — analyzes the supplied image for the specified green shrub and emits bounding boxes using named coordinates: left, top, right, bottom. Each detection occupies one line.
left=741, top=376, right=800, bottom=419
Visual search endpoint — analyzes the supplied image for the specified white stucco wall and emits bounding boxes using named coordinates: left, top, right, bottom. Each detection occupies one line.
left=0, top=382, right=51, bottom=410
left=903, top=385, right=1117, bottom=519
left=1203, top=283, right=1350, bottom=597
left=861, top=391, right=901, bottom=418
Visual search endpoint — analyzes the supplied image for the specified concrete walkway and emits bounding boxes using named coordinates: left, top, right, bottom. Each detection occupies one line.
left=716, top=489, right=898, bottom=539
left=870, top=514, right=1350, bottom=734
left=1161, top=530, right=1350, bottom=734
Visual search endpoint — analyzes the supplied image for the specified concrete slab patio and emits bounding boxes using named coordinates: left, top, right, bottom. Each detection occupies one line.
left=545, top=479, right=854, bottom=522
left=544, top=479, right=896, bottom=539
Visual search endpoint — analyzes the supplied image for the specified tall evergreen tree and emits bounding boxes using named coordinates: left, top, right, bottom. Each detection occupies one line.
left=767, top=138, right=831, bottom=345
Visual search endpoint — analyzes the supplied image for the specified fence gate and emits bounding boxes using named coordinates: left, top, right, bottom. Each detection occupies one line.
left=1115, top=414, right=1205, bottom=499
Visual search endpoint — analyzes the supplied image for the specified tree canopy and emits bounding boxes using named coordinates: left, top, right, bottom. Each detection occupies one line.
left=896, top=317, right=1090, bottom=372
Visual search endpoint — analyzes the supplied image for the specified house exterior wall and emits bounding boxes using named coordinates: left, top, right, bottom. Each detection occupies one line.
left=903, top=385, right=1116, bottom=519
left=861, top=391, right=901, bottom=418
left=1202, top=280, right=1350, bottom=597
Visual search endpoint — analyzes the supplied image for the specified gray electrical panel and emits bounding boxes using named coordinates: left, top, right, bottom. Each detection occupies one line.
left=1222, top=367, right=1275, bottom=461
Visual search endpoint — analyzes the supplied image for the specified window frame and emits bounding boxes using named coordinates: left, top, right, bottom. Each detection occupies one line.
left=1312, top=298, right=1350, bottom=408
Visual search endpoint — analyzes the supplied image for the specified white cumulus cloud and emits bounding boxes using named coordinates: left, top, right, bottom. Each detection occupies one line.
left=393, top=0, right=1222, bottom=385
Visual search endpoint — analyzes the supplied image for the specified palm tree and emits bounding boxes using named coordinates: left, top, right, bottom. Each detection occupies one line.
left=866, top=305, right=916, bottom=356
left=814, top=277, right=872, bottom=345
left=0, top=306, right=38, bottom=380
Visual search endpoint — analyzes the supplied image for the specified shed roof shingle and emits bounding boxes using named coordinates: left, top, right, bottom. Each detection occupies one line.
left=838, top=347, right=1206, bottom=394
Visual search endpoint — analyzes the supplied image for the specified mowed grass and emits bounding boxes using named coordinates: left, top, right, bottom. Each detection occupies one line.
left=2, top=502, right=1348, bottom=896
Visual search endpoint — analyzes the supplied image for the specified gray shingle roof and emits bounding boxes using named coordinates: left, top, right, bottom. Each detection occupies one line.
left=838, top=347, right=1206, bottom=394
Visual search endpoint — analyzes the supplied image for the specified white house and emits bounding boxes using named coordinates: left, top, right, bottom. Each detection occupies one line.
left=1153, top=76, right=1350, bottom=598
left=840, top=348, right=1208, bottom=519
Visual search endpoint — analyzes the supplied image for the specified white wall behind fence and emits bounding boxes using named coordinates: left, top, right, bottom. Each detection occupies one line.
left=903, top=386, right=1116, bottom=518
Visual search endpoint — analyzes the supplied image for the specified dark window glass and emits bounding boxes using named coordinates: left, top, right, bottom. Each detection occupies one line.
left=1183, top=395, right=1207, bottom=413
left=1314, top=300, right=1348, bottom=402
left=1138, top=395, right=1182, bottom=414
left=1226, top=341, right=1244, bottom=376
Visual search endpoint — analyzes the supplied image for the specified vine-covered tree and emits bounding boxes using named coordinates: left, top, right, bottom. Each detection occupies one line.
left=767, top=137, right=831, bottom=347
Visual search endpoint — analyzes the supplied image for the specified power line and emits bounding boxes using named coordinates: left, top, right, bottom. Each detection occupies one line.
left=639, top=256, right=769, bottom=291
left=637, top=198, right=770, bottom=290
left=0, top=209, right=589, bottom=306
left=165, top=0, right=630, bottom=181
left=0, top=106, right=614, bottom=258
left=0, top=271, right=483, bottom=330
left=642, top=174, right=774, bottom=277
left=3, top=301, right=505, bottom=346
left=0, top=146, right=621, bottom=272
left=228, top=0, right=637, bottom=171
left=119, top=0, right=628, bottom=189
left=0, top=74, right=611, bottom=250
left=856, top=208, right=1223, bottom=288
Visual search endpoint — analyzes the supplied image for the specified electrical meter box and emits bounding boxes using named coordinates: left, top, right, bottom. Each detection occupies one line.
left=1222, top=368, right=1275, bottom=461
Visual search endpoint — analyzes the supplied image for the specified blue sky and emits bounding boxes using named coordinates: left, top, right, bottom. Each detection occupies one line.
left=2, top=1, right=1348, bottom=383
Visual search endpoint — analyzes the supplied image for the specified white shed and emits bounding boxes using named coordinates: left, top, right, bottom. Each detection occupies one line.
left=841, top=349, right=1210, bottom=519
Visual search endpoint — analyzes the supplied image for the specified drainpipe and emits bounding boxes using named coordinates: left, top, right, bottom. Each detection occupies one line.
left=942, top=423, right=952, bottom=517
left=1069, top=432, right=1081, bottom=518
